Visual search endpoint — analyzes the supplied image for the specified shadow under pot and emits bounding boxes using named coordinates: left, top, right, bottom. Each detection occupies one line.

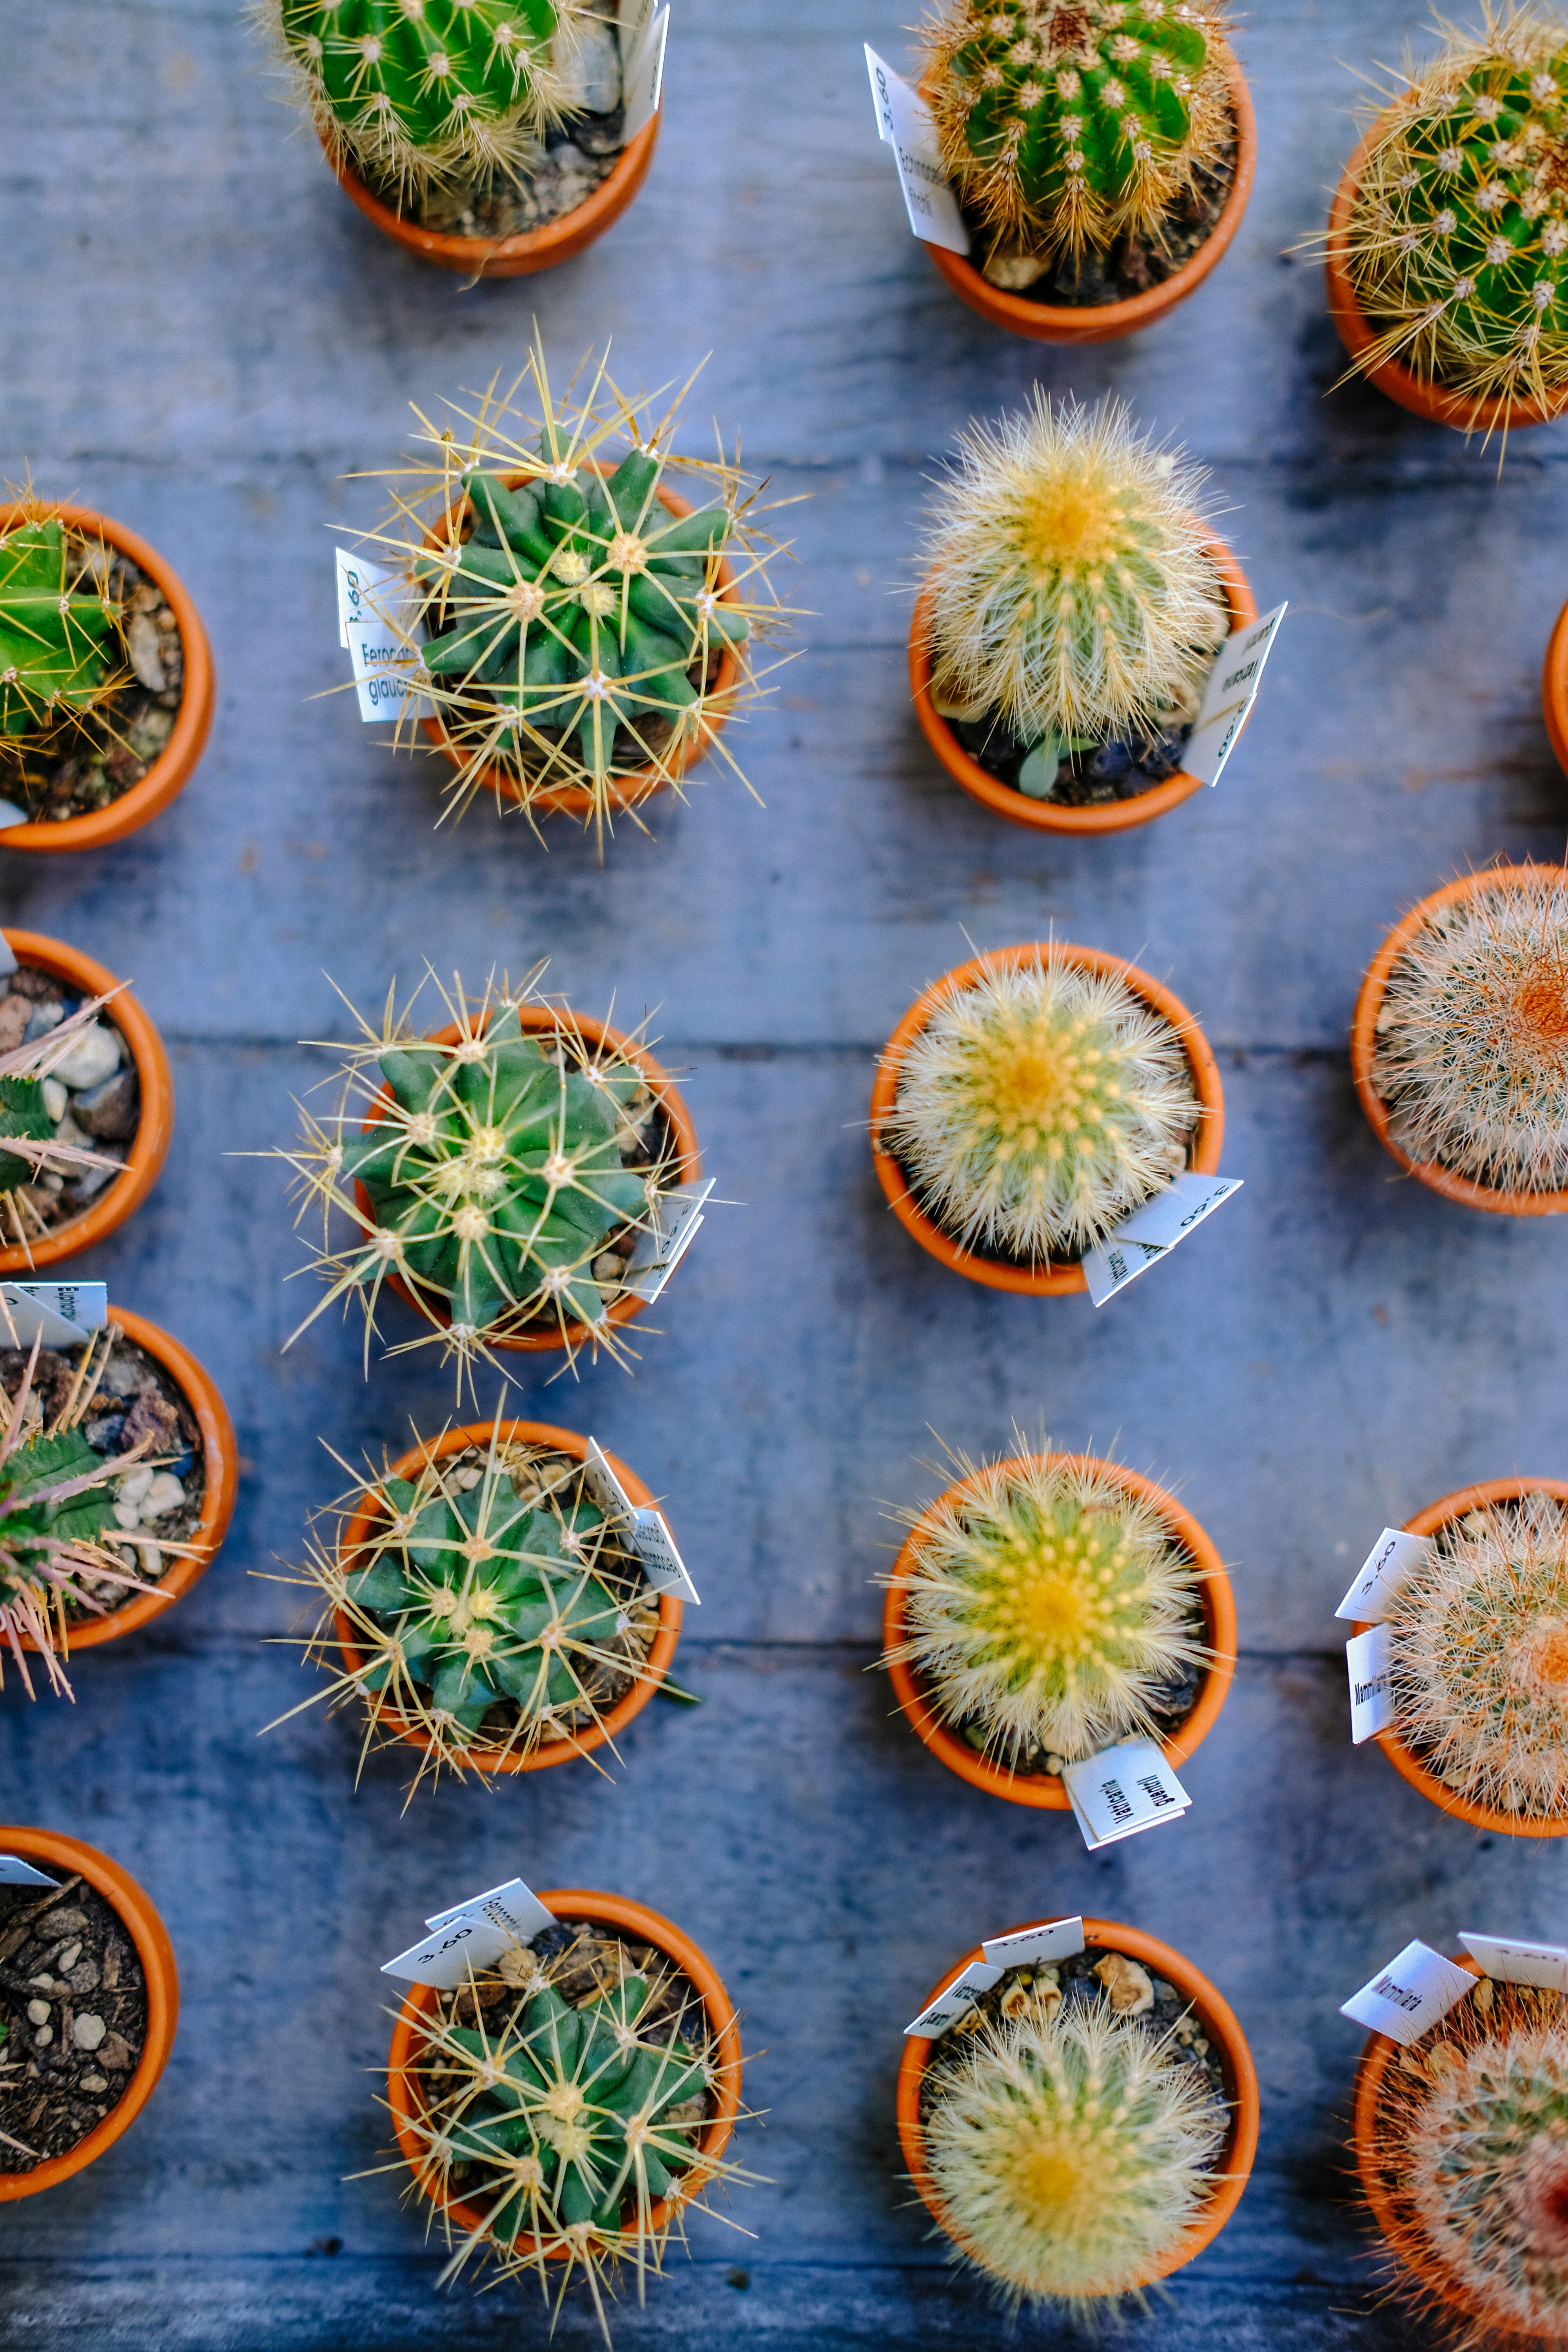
left=0, top=1827, right=178, bottom=2199
left=0, top=931, right=172, bottom=1273
left=897, top=1915, right=1258, bottom=2310
left=385, top=1888, right=743, bottom=2315
left=882, top=1451, right=1235, bottom=1810
left=328, top=1418, right=683, bottom=1788
left=1354, top=1476, right=1568, bottom=1839
left=1352, top=864, right=1568, bottom=1216
left=870, top=943, right=1224, bottom=1298
left=921, top=43, right=1256, bottom=346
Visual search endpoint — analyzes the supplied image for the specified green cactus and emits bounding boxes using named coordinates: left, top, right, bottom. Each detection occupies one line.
left=0, top=1082, right=55, bottom=1196
left=0, top=517, right=120, bottom=742
left=269, top=0, right=581, bottom=195
left=923, top=0, right=1234, bottom=258
left=1337, top=8, right=1568, bottom=422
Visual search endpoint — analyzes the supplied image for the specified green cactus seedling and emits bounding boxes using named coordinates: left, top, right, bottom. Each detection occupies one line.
left=0, top=515, right=120, bottom=742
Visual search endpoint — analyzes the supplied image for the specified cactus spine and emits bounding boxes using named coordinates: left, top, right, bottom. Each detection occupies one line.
left=0, top=514, right=120, bottom=742
left=922, top=0, right=1235, bottom=260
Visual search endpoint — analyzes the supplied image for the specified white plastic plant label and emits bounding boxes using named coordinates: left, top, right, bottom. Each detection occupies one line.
left=1341, top=1940, right=1476, bottom=2047
left=1458, top=1933, right=1568, bottom=1990
left=0, top=802, right=29, bottom=831
left=382, top=1877, right=555, bottom=1988
left=0, top=1281, right=108, bottom=1348
left=0, top=1856, right=59, bottom=1887
left=0, top=936, right=17, bottom=976
left=621, top=3, right=668, bottom=140
left=334, top=546, right=426, bottom=722
left=1334, top=1528, right=1433, bottom=1624
left=422, top=1877, right=555, bottom=1940
left=904, top=1958, right=1002, bottom=2039
left=864, top=47, right=970, bottom=256
left=1183, top=604, right=1289, bottom=788
left=620, top=1179, right=713, bottom=1306
left=581, top=1437, right=701, bottom=1605
left=982, top=1917, right=1085, bottom=1969
left=1347, top=1624, right=1396, bottom=1745
left=1061, top=1739, right=1190, bottom=1852
left=1082, top=1173, right=1244, bottom=1308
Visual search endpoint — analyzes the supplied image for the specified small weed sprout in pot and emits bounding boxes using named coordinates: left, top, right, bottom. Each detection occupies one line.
left=915, top=396, right=1235, bottom=818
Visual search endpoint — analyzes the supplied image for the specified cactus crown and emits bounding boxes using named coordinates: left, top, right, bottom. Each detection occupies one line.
left=1338, top=5, right=1568, bottom=421
left=1389, top=1493, right=1568, bottom=1818
left=1368, top=1976, right=1568, bottom=2337
left=354, top=339, right=790, bottom=844
left=879, top=948, right=1202, bottom=1263
left=922, top=1997, right=1227, bottom=2310
left=267, top=0, right=585, bottom=198
left=276, top=964, right=681, bottom=1386
left=922, top=395, right=1229, bottom=752
left=0, top=508, right=123, bottom=744
left=922, top=0, right=1234, bottom=259
left=885, top=1445, right=1210, bottom=1770
left=1370, top=867, right=1568, bottom=1195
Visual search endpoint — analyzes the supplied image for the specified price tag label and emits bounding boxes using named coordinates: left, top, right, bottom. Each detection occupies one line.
left=1335, top=1528, right=1432, bottom=1624
left=1082, top=1173, right=1244, bottom=1308
left=620, top=1179, right=713, bottom=1306
left=621, top=2, right=668, bottom=140
left=1347, top=1622, right=1396, bottom=1744
left=0, top=1855, right=59, bottom=1888
left=1459, top=1932, right=1568, bottom=1990
left=334, top=546, right=427, bottom=722
left=904, top=1958, right=1002, bottom=2039
left=864, top=47, right=970, bottom=256
left=1061, top=1739, right=1190, bottom=1852
left=382, top=1877, right=555, bottom=1988
left=1183, top=604, right=1288, bottom=788
left=0, top=1282, right=108, bottom=1347
left=982, top=1916, right=1085, bottom=1969
left=1341, top=1940, right=1475, bottom=2046
left=582, top=1437, right=701, bottom=1605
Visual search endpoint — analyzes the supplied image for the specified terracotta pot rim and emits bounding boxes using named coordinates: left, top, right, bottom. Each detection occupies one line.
left=869, top=942, right=1225, bottom=1295
left=417, top=467, right=740, bottom=821
left=0, top=1827, right=178, bottom=2199
left=386, top=1887, right=740, bottom=2253
left=883, top=1452, right=1236, bottom=1809
left=328, top=113, right=659, bottom=277
left=18, top=1305, right=238, bottom=1655
left=1355, top=1476, right=1568, bottom=1837
left=909, top=542, right=1258, bottom=835
left=336, top=1418, right=682, bottom=1775
left=925, top=48, right=1254, bottom=343
left=0, top=930, right=173, bottom=1274
left=0, top=501, right=214, bottom=853
left=1544, top=596, right=1568, bottom=775
left=1350, top=864, right=1568, bottom=1216
left=896, top=1913, right=1258, bottom=2286
left=1327, top=119, right=1568, bottom=431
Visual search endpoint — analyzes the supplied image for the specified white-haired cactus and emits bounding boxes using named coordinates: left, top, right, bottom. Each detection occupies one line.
left=922, top=0, right=1235, bottom=259
left=0, top=515, right=121, bottom=742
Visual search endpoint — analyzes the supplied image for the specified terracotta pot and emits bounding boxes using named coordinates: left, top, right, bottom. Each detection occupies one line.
left=870, top=943, right=1225, bottom=1297
left=336, top=1418, right=682, bottom=1777
left=418, top=466, right=740, bottom=824
left=386, top=1886, right=740, bottom=2257
left=16, top=1307, right=239, bottom=1659
left=0, top=1826, right=178, bottom=2200
left=897, top=1914, right=1258, bottom=2288
left=909, top=543, right=1258, bottom=837
left=883, top=1454, right=1236, bottom=1810
left=0, top=931, right=173, bottom=1274
left=1543, top=597, right=1568, bottom=773
left=0, top=501, right=214, bottom=854
left=925, top=47, right=1255, bottom=345
left=328, top=113, right=659, bottom=277
left=355, top=1000, right=700, bottom=1357
left=1354, top=1476, right=1568, bottom=1839
left=1327, top=121, right=1568, bottom=433
left=1350, top=864, right=1568, bottom=1217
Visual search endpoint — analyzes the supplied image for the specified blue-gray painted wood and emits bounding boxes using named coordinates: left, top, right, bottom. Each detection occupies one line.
left=0, top=1, right=1564, bottom=2344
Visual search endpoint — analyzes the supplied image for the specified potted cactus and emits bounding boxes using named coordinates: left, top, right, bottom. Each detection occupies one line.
left=0, top=492, right=213, bottom=851
left=871, top=943, right=1224, bottom=1296
left=910, top=394, right=1255, bottom=836
left=0, top=1827, right=178, bottom=2198
left=385, top=1889, right=745, bottom=2331
left=1352, top=863, right=1568, bottom=1216
left=277, top=965, right=700, bottom=1384
left=914, top=1, right=1256, bottom=343
left=272, top=1413, right=682, bottom=1793
left=1354, top=1477, right=1568, bottom=1837
left=263, top=0, right=662, bottom=277
left=898, top=1914, right=1258, bottom=2311
left=1323, top=11, right=1568, bottom=436
left=881, top=1445, right=1235, bottom=1808
left=0, top=933, right=173, bottom=1275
